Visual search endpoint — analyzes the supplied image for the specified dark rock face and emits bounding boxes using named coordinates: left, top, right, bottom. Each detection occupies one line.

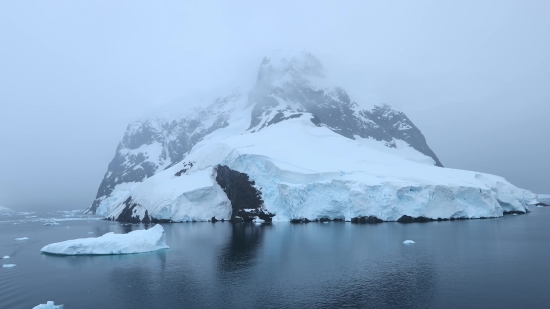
left=175, top=161, right=194, bottom=177
left=215, top=165, right=275, bottom=222
left=86, top=95, right=240, bottom=214
left=397, top=215, right=436, bottom=223
left=247, top=82, right=443, bottom=167
left=114, top=197, right=151, bottom=223
left=351, top=216, right=384, bottom=224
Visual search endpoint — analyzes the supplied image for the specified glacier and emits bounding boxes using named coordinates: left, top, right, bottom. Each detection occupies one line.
left=86, top=50, right=536, bottom=223
left=40, top=224, right=168, bottom=255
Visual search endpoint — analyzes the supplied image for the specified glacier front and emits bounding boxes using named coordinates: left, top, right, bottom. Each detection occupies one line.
left=86, top=50, right=536, bottom=223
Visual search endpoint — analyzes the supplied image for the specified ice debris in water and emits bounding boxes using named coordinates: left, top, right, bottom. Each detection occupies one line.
left=403, top=240, right=416, bottom=244
left=33, top=301, right=64, bottom=309
left=2, top=264, right=16, bottom=268
left=43, top=222, right=59, bottom=226
left=2, top=256, right=10, bottom=259
left=40, top=224, right=169, bottom=255
left=14, top=237, right=29, bottom=240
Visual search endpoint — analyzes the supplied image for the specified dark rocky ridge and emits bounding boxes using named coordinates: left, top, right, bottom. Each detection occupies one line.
left=215, top=165, right=275, bottom=222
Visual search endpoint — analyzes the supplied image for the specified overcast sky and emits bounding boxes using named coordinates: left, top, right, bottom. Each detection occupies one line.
left=1, top=0, right=549, bottom=211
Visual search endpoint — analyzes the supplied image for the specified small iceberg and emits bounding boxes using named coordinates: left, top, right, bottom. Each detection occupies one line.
left=40, top=224, right=169, bottom=255
left=2, top=264, right=16, bottom=268
left=2, top=256, right=10, bottom=259
left=33, top=301, right=63, bottom=309
left=43, top=222, right=59, bottom=226
left=403, top=240, right=416, bottom=244
left=14, top=237, right=29, bottom=241
left=537, top=205, right=544, bottom=208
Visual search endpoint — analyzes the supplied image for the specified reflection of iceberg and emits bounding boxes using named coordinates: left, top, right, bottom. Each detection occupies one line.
left=32, top=301, right=63, bottom=309
left=41, top=224, right=169, bottom=255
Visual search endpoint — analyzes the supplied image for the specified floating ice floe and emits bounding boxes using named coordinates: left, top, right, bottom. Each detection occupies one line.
left=2, top=264, right=16, bottom=268
left=40, top=224, right=169, bottom=255
left=33, top=301, right=63, bottom=309
left=403, top=240, right=416, bottom=244
left=43, top=222, right=59, bottom=226
left=14, top=237, right=29, bottom=241
left=2, top=256, right=10, bottom=259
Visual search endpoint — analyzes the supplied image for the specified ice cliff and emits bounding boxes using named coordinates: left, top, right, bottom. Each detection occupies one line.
left=85, top=50, right=536, bottom=223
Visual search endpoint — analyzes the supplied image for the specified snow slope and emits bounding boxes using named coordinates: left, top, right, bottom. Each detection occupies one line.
left=88, top=50, right=535, bottom=222
left=40, top=224, right=168, bottom=255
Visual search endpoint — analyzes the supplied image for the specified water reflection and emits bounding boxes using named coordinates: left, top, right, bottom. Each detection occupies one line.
left=217, top=223, right=268, bottom=275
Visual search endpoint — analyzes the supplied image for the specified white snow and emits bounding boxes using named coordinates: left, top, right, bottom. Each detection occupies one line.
left=33, top=301, right=63, bottom=309
left=102, top=112, right=535, bottom=223
left=14, top=237, right=29, bottom=241
left=2, top=264, right=16, bottom=268
left=2, top=256, right=10, bottom=259
left=40, top=224, right=169, bottom=255
left=403, top=240, right=416, bottom=244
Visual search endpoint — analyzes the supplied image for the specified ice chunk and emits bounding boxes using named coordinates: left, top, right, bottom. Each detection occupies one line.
left=537, top=205, right=544, bottom=208
left=403, top=240, right=416, bottom=244
left=43, top=222, right=59, bottom=226
left=2, top=256, right=10, bottom=259
left=2, top=264, right=16, bottom=268
left=33, top=301, right=63, bottom=309
left=40, top=224, right=169, bottom=255
left=14, top=237, right=29, bottom=240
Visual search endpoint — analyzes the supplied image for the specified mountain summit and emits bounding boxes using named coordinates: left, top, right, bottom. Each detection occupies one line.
left=85, top=51, right=534, bottom=222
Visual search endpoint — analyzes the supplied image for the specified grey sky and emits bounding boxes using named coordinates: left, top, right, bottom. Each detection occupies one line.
left=1, top=0, right=548, bottom=211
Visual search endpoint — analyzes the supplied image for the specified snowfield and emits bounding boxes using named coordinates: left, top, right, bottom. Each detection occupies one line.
left=40, top=224, right=169, bottom=255
left=102, top=113, right=535, bottom=222
left=88, top=50, right=537, bottom=223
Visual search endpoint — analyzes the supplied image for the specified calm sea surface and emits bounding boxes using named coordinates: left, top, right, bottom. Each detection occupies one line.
left=1, top=208, right=550, bottom=309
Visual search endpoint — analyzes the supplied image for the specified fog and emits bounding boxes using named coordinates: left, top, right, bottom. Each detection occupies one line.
left=1, top=0, right=548, bottom=211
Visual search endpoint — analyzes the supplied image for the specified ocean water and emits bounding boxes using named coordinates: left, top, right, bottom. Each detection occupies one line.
left=1, top=208, right=550, bottom=309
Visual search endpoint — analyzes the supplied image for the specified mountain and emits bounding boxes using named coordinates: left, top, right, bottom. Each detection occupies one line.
left=85, top=50, right=535, bottom=223
left=0, top=205, right=15, bottom=216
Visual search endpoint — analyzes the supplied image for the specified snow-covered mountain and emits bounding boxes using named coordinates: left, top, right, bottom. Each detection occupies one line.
left=86, top=50, right=536, bottom=223
left=0, top=205, right=15, bottom=216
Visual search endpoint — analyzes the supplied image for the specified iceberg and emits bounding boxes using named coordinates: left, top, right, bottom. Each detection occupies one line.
left=14, top=237, right=29, bottom=240
left=33, top=301, right=63, bottom=309
left=40, top=224, right=169, bottom=255
left=403, top=240, right=416, bottom=244
left=43, top=222, right=59, bottom=226
left=2, top=264, right=16, bottom=268
left=2, top=255, right=9, bottom=259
